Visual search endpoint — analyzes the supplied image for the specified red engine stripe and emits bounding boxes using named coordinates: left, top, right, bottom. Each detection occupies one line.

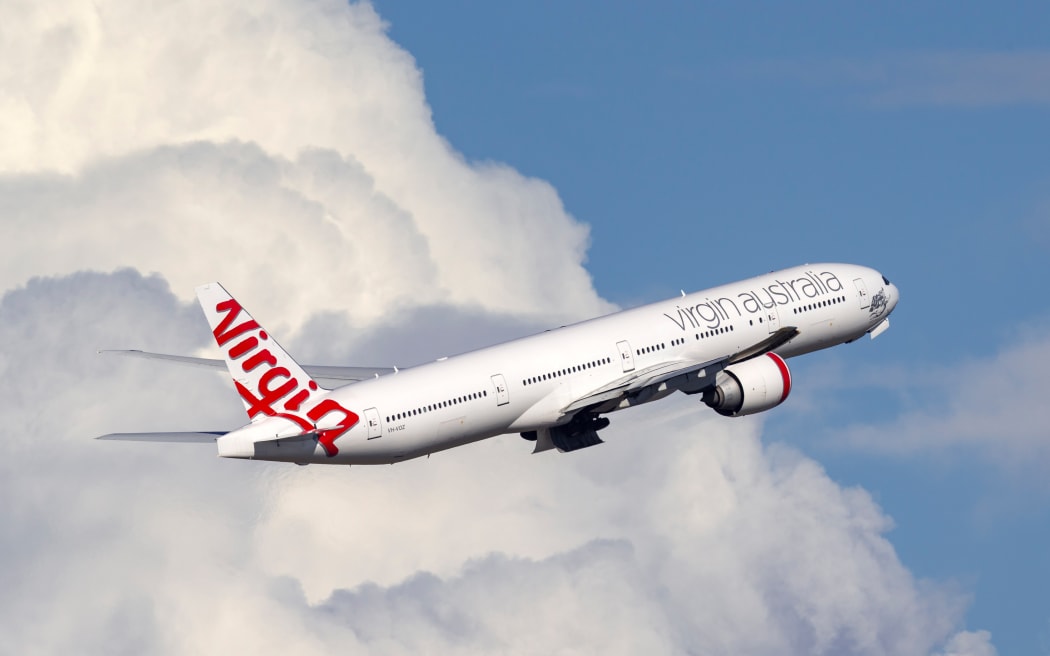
left=766, top=352, right=792, bottom=402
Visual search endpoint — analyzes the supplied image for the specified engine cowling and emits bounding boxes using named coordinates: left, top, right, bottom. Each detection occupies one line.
left=703, top=352, right=792, bottom=417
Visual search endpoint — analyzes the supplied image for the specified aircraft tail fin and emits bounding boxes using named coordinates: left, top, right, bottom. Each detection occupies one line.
left=195, top=283, right=327, bottom=423
left=195, top=283, right=361, bottom=456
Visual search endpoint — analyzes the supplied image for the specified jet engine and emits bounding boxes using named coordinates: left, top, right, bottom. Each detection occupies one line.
left=702, top=352, right=792, bottom=417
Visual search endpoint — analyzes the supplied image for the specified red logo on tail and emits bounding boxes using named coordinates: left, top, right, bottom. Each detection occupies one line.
left=214, top=299, right=358, bottom=456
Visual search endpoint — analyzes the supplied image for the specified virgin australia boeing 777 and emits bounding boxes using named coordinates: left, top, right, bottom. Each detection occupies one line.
left=98, top=263, right=898, bottom=464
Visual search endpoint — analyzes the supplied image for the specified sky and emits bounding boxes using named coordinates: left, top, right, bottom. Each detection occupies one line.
left=1, top=1, right=1047, bottom=654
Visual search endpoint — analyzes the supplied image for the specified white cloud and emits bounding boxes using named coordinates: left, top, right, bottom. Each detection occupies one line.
left=0, top=0, right=612, bottom=329
left=0, top=270, right=993, bottom=655
left=935, top=631, right=999, bottom=656
left=834, top=326, right=1050, bottom=471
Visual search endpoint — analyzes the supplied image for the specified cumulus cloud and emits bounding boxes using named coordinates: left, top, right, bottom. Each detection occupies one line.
left=0, top=0, right=612, bottom=328
left=0, top=271, right=995, bottom=655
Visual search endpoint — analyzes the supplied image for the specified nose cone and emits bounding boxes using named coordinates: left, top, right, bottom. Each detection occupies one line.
left=887, top=282, right=900, bottom=314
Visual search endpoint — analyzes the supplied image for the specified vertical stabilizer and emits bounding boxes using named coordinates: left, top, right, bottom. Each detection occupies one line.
left=195, top=283, right=358, bottom=456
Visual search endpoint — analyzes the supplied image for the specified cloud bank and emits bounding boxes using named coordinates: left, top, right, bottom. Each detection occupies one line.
left=832, top=326, right=1050, bottom=473
left=0, top=0, right=995, bottom=653
left=1, top=1, right=612, bottom=329
left=0, top=272, right=991, bottom=655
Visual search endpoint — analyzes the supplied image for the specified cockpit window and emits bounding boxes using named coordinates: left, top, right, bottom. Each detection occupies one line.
left=882, top=275, right=891, bottom=285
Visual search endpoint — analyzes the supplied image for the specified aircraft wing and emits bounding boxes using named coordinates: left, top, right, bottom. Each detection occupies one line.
left=561, top=326, right=800, bottom=415
left=99, top=349, right=395, bottom=388
left=561, top=358, right=724, bottom=414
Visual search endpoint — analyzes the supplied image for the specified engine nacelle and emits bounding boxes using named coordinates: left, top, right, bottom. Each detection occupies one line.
left=703, top=353, right=792, bottom=417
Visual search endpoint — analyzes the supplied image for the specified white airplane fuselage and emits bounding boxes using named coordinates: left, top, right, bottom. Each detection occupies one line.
left=215, top=263, right=899, bottom=465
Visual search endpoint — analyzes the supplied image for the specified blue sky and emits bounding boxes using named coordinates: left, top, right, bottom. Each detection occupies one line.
left=378, top=2, right=1050, bottom=652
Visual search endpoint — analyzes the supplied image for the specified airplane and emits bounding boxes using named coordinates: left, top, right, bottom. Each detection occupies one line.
left=98, top=263, right=899, bottom=465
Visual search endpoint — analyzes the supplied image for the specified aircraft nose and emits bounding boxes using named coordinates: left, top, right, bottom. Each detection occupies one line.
left=885, top=280, right=899, bottom=314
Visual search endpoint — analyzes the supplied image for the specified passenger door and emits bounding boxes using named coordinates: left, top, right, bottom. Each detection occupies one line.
left=617, top=340, right=635, bottom=373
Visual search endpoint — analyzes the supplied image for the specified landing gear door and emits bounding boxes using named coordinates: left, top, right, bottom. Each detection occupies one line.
left=363, top=407, right=382, bottom=439
left=853, top=278, right=870, bottom=309
left=491, top=374, right=510, bottom=406
left=617, top=340, right=635, bottom=373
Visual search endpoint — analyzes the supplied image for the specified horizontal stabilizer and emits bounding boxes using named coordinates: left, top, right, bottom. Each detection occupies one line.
left=96, top=431, right=225, bottom=443
left=99, top=349, right=395, bottom=388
